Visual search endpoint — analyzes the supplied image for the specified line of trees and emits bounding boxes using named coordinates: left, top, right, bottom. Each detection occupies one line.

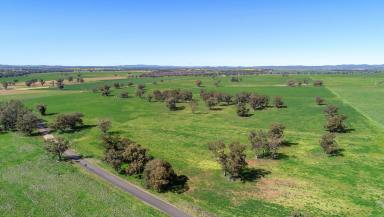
left=99, top=122, right=188, bottom=192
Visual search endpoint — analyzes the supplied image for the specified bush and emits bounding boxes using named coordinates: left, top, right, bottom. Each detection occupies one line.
left=16, top=112, right=39, bottom=135
left=143, top=159, right=176, bottom=192
left=249, top=94, right=269, bottom=110
left=205, top=97, right=218, bottom=110
left=320, top=133, right=339, bottom=155
left=325, top=115, right=347, bottom=133
left=0, top=100, right=36, bottom=132
left=52, top=112, right=84, bottom=132
left=236, top=102, right=249, bottom=117
left=315, top=96, right=325, bottom=105
left=36, top=104, right=47, bottom=115
left=45, top=137, right=70, bottom=161
left=274, top=96, right=284, bottom=108
left=120, top=92, right=129, bottom=98
left=165, top=97, right=177, bottom=111
left=195, top=80, right=202, bottom=87
left=314, top=80, right=324, bottom=86
left=324, top=105, right=338, bottom=117
left=122, top=144, right=153, bottom=176
left=98, top=119, right=111, bottom=134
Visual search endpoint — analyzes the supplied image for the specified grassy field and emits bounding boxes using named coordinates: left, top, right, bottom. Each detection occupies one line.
left=1, top=73, right=384, bottom=216
left=0, top=133, right=165, bottom=217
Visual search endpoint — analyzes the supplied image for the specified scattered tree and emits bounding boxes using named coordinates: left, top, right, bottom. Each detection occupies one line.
left=325, top=115, right=347, bottom=133
left=120, top=92, right=129, bottom=98
left=16, top=112, right=39, bottom=135
left=274, top=96, right=284, bottom=108
left=143, top=159, right=176, bottom=192
left=324, top=105, right=338, bottom=117
left=320, top=133, right=339, bottom=155
left=236, top=102, right=249, bottom=117
left=165, top=97, right=177, bottom=111
left=1, top=81, right=8, bottom=90
left=315, top=96, right=325, bottom=105
left=40, top=79, right=45, bottom=86
left=195, top=80, right=202, bottom=87
left=52, top=112, right=84, bottom=132
left=98, top=119, right=111, bottom=135
left=36, top=104, right=47, bottom=115
left=45, top=137, right=70, bottom=161
left=206, top=97, right=219, bottom=110
left=227, top=142, right=248, bottom=180
left=314, top=80, right=324, bottom=87
left=249, top=94, right=269, bottom=110
left=100, top=85, right=111, bottom=96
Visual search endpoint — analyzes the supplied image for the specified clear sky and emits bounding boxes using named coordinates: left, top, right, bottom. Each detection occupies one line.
left=1, top=0, right=383, bottom=66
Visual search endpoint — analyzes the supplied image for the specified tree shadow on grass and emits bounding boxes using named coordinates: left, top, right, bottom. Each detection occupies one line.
left=57, top=124, right=97, bottom=134
left=281, top=141, right=299, bottom=147
left=329, top=148, right=345, bottom=157
left=210, top=107, right=223, bottom=111
left=169, top=175, right=189, bottom=194
left=175, top=106, right=185, bottom=111
left=44, top=112, right=58, bottom=116
left=240, top=168, right=271, bottom=182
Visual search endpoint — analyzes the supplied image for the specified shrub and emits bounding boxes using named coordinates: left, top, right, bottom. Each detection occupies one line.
left=98, top=119, right=111, bottom=134
left=249, top=94, right=269, bottom=110
left=143, top=159, right=176, bottom=192
left=206, top=97, right=219, bottom=110
left=227, top=142, right=247, bottom=180
left=36, top=104, right=47, bottom=115
left=314, top=80, right=324, bottom=86
left=249, top=130, right=269, bottom=158
left=236, top=102, right=249, bottom=117
left=324, top=105, right=338, bottom=117
left=274, top=96, right=284, bottom=108
left=16, top=112, right=39, bottom=135
left=165, top=97, right=177, bottom=111
left=52, top=112, right=84, bottom=132
left=325, top=115, right=347, bottom=133
left=120, top=92, right=129, bottom=98
left=0, top=100, right=32, bottom=131
left=287, top=80, right=296, bottom=87
left=315, top=96, right=325, bottom=105
left=122, top=144, right=153, bottom=176
left=195, top=80, right=202, bottom=87
left=45, top=137, right=70, bottom=161
left=320, top=133, right=339, bottom=155
left=100, top=85, right=111, bottom=96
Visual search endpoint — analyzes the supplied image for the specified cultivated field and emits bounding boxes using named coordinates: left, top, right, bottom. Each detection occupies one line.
left=1, top=72, right=384, bottom=216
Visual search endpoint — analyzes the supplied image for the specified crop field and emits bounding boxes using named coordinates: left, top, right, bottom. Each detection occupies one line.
left=1, top=72, right=384, bottom=217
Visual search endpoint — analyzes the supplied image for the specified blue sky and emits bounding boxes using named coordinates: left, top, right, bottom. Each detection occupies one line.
left=1, top=0, right=383, bottom=66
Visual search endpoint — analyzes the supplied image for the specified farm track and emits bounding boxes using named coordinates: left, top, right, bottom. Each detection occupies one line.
left=37, top=123, right=193, bottom=217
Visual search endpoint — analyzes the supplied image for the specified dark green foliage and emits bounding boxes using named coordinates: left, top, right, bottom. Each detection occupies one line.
left=45, top=137, right=70, bottom=161
left=52, top=112, right=84, bottom=132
